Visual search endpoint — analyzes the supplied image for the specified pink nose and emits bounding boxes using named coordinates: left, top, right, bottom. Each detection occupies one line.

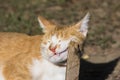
left=49, top=47, right=56, bottom=53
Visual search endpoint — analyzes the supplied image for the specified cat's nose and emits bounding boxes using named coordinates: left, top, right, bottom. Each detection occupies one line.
left=49, top=46, right=57, bottom=53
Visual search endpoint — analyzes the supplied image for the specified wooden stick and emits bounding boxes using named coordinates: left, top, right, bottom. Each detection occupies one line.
left=66, top=45, right=81, bottom=80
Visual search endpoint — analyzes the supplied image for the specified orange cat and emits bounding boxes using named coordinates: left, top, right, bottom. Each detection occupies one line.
left=0, top=13, right=89, bottom=80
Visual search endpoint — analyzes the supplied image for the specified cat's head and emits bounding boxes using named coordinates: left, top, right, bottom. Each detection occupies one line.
left=38, top=13, right=90, bottom=64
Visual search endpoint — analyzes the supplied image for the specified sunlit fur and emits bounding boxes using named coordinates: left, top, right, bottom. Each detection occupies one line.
left=0, top=13, right=89, bottom=80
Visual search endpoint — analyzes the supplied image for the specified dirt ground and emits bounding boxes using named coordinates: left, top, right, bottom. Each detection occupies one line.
left=0, top=0, right=120, bottom=80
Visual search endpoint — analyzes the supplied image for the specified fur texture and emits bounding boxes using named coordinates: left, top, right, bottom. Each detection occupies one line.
left=0, top=13, right=89, bottom=80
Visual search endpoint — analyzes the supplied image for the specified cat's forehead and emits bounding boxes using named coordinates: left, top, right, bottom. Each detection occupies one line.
left=50, top=34, right=61, bottom=43
left=45, top=26, right=70, bottom=37
left=46, top=33, right=69, bottom=40
left=51, top=34, right=58, bottom=40
left=44, top=32, right=70, bottom=41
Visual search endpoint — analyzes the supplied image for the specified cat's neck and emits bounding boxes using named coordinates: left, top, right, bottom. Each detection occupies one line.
left=54, top=60, right=67, bottom=67
left=30, top=58, right=66, bottom=80
left=45, top=59, right=66, bottom=67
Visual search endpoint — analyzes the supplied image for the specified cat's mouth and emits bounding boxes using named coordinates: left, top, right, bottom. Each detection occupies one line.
left=58, top=48, right=68, bottom=55
left=49, top=48, right=68, bottom=64
left=52, top=48, right=68, bottom=56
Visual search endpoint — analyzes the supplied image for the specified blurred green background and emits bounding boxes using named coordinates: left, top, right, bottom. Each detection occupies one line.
left=0, top=0, right=119, bottom=50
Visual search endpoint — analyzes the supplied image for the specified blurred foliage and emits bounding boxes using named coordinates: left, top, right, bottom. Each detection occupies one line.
left=0, top=0, right=119, bottom=49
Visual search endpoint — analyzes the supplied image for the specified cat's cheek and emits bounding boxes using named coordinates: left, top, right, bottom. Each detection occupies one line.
left=64, top=51, right=68, bottom=58
left=40, top=47, right=46, bottom=53
left=57, top=41, right=69, bottom=53
left=60, top=51, right=68, bottom=60
left=41, top=47, right=49, bottom=58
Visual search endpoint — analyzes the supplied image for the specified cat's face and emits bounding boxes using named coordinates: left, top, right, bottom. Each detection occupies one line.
left=38, top=13, right=90, bottom=64
left=41, top=32, right=70, bottom=64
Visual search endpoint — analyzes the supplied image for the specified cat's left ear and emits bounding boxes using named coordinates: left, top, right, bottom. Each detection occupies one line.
left=75, top=13, right=90, bottom=37
left=38, top=16, right=56, bottom=33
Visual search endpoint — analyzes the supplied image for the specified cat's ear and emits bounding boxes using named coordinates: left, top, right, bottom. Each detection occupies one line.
left=38, top=16, right=55, bottom=33
left=75, top=13, right=90, bottom=37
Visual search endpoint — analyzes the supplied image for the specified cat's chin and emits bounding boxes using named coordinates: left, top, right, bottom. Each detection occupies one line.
left=48, top=49, right=68, bottom=64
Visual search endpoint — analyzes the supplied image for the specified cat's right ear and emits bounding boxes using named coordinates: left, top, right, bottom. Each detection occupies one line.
left=74, top=13, right=90, bottom=37
left=38, top=16, right=55, bottom=33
